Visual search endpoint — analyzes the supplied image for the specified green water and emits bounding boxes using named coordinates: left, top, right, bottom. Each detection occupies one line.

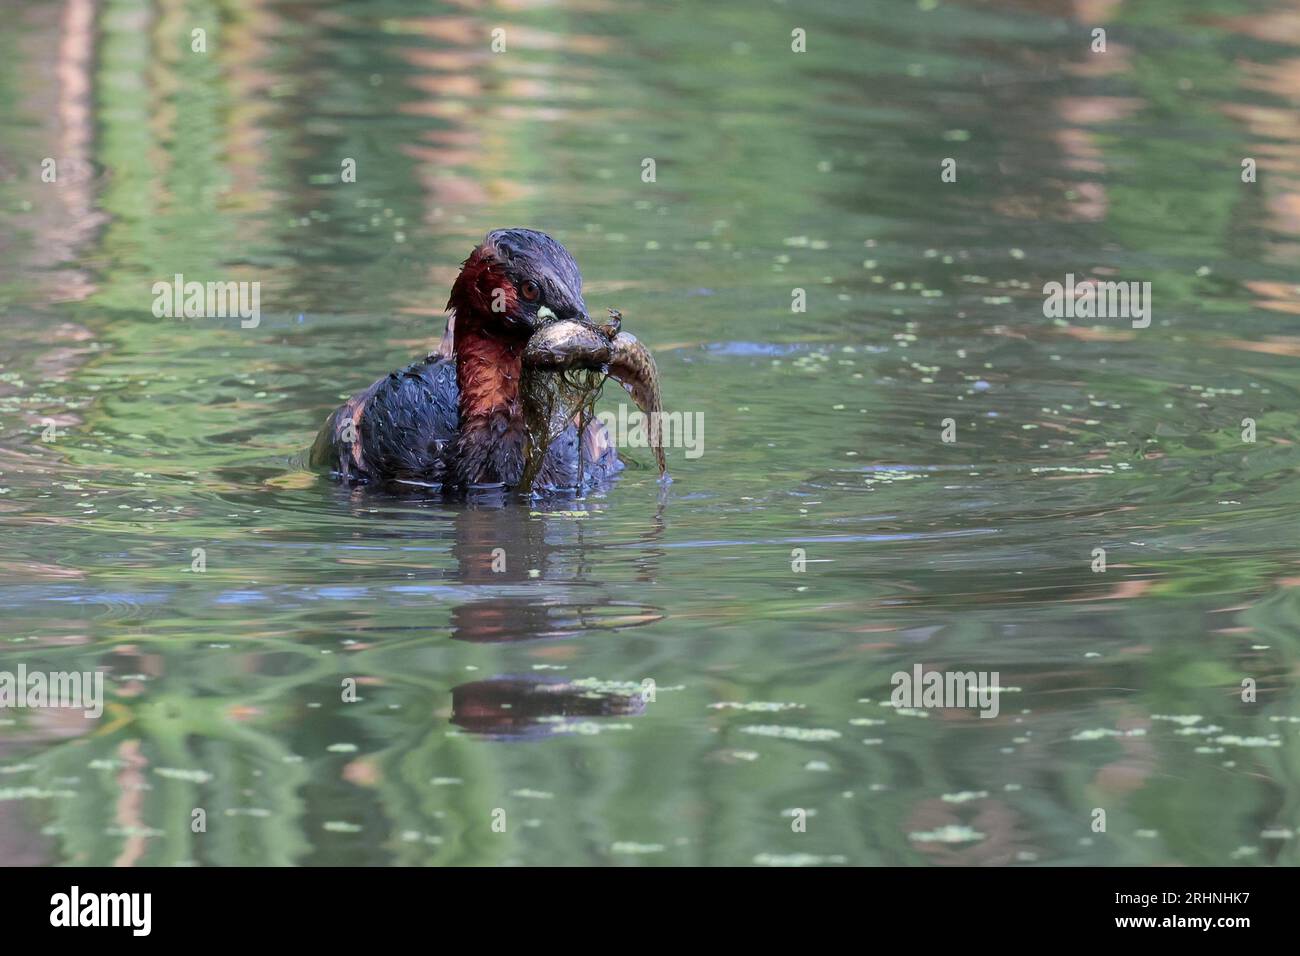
left=1, top=0, right=1299, bottom=866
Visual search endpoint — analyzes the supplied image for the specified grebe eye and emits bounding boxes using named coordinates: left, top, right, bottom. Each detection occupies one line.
left=520, top=280, right=540, bottom=302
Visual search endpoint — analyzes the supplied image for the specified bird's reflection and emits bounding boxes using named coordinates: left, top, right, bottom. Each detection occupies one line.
left=331, top=481, right=667, bottom=736
left=448, top=491, right=664, bottom=639
left=447, top=491, right=663, bottom=735
left=451, top=677, right=646, bottom=738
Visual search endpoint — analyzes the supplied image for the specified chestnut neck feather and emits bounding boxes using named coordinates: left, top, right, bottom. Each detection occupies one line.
left=447, top=250, right=529, bottom=486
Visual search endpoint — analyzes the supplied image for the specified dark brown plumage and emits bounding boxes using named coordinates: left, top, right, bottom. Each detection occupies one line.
left=309, top=229, right=621, bottom=492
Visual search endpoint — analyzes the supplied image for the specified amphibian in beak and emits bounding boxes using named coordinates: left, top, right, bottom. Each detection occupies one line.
left=523, top=311, right=667, bottom=479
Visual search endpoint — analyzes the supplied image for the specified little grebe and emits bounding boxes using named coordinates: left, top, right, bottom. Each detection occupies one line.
left=309, top=228, right=622, bottom=492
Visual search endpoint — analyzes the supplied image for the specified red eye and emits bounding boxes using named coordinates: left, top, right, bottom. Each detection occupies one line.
left=520, top=280, right=540, bottom=302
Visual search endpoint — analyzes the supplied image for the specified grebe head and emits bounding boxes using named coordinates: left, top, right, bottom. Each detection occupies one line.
left=449, top=228, right=589, bottom=337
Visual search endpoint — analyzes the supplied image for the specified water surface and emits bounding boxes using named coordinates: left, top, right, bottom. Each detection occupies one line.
left=2, top=0, right=1299, bottom=866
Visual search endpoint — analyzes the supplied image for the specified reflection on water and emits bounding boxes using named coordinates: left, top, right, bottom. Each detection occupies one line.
left=451, top=678, right=646, bottom=738
left=1, top=0, right=1300, bottom=865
